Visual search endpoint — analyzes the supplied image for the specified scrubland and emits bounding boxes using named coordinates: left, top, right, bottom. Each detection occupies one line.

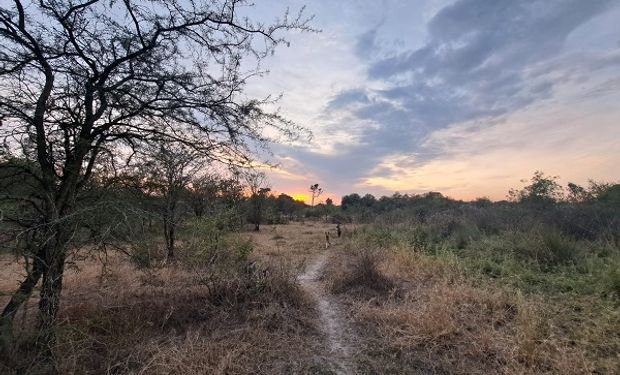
left=1, top=211, right=619, bottom=374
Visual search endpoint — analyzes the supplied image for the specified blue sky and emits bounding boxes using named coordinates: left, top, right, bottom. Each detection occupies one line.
left=246, top=0, right=620, bottom=202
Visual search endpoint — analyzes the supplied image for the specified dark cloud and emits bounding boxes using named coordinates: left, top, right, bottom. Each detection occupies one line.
left=354, top=26, right=380, bottom=59
left=371, top=0, right=614, bottom=80
left=354, top=18, right=386, bottom=60
left=330, top=1, right=613, bottom=174
left=326, top=89, right=369, bottom=110
left=361, top=0, right=616, bottom=133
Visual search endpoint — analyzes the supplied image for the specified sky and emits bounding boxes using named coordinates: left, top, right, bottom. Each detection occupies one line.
left=245, top=0, right=620, bottom=204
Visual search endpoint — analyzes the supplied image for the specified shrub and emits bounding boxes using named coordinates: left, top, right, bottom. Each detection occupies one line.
left=229, top=236, right=253, bottom=261
left=180, top=224, right=253, bottom=269
left=515, top=230, right=581, bottom=271
left=129, top=239, right=161, bottom=269
left=604, top=262, right=620, bottom=299
left=540, top=230, right=581, bottom=267
left=328, top=250, right=394, bottom=296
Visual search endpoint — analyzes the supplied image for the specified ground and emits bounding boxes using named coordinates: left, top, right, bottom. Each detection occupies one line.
left=1, top=222, right=618, bottom=374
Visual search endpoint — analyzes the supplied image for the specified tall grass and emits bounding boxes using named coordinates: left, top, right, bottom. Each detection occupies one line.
left=329, top=218, right=620, bottom=374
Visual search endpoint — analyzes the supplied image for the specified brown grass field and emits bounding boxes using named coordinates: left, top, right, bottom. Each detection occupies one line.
left=1, top=222, right=618, bottom=374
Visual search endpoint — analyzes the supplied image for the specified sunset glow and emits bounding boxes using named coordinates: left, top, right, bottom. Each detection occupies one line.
left=291, top=193, right=310, bottom=204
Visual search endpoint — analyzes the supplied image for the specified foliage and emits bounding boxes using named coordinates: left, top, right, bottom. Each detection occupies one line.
left=129, top=239, right=162, bottom=269
left=0, top=0, right=313, bottom=340
left=179, top=217, right=253, bottom=269
left=309, top=183, right=323, bottom=207
left=508, top=171, right=564, bottom=205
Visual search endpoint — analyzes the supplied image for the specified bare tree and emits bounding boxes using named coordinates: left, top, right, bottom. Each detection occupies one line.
left=0, top=0, right=312, bottom=343
left=244, top=170, right=270, bottom=231
left=310, top=183, right=323, bottom=207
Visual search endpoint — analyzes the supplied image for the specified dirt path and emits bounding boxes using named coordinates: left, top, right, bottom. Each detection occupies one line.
left=298, top=251, right=356, bottom=375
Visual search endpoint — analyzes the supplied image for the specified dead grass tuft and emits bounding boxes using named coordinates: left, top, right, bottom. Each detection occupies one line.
left=324, top=249, right=395, bottom=298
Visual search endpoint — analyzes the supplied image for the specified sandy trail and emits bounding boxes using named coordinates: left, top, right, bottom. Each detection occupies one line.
left=298, top=252, right=355, bottom=375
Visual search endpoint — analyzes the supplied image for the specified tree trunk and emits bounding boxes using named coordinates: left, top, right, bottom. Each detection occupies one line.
left=38, top=251, right=66, bottom=332
left=166, top=224, right=175, bottom=260
left=254, top=223, right=260, bottom=231
left=0, top=247, right=45, bottom=351
left=163, top=210, right=176, bottom=261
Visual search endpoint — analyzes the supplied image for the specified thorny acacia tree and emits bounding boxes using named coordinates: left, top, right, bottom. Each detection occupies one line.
left=0, top=0, right=312, bottom=340
left=188, top=173, right=221, bottom=218
left=244, top=170, right=270, bottom=231
left=132, top=142, right=202, bottom=260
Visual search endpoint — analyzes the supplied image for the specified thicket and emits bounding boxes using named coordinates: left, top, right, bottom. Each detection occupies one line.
left=338, top=172, right=620, bottom=298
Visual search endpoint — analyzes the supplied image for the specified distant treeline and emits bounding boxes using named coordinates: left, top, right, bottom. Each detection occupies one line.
left=339, top=172, right=619, bottom=220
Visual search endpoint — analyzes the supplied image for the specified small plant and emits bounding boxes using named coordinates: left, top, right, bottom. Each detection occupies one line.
left=329, top=249, right=394, bottom=295
left=515, top=230, right=581, bottom=271
left=233, top=237, right=253, bottom=261
left=540, top=230, right=581, bottom=267
left=604, top=263, right=620, bottom=299
left=129, top=240, right=161, bottom=269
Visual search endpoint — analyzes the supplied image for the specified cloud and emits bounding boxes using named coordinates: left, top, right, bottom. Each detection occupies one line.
left=312, top=0, right=619, bottom=190
left=258, top=0, right=620, bottom=200
left=360, top=103, right=620, bottom=200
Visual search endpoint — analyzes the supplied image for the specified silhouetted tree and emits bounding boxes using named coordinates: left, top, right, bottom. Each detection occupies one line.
left=341, top=193, right=361, bottom=210
left=188, top=174, right=221, bottom=218
left=508, top=171, right=563, bottom=205
left=310, top=183, right=323, bottom=207
left=244, top=171, right=270, bottom=231
left=0, top=0, right=312, bottom=344
left=567, top=182, right=589, bottom=203
left=136, top=143, right=201, bottom=260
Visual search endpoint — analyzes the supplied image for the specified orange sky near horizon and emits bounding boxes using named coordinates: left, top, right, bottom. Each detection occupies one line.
left=273, top=190, right=340, bottom=206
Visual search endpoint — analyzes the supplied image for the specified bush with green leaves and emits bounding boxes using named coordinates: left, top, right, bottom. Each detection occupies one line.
left=179, top=217, right=253, bottom=269
left=129, top=239, right=162, bottom=269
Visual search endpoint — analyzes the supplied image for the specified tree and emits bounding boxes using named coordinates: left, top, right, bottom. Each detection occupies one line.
left=508, top=171, right=563, bottom=205
left=275, top=193, right=304, bottom=218
left=244, top=171, right=271, bottom=231
left=325, top=197, right=333, bottom=206
left=0, top=0, right=312, bottom=343
left=341, top=193, right=361, bottom=210
left=135, top=143, right=201, bottom=259
left=361, top=193, right=377, bottom=207
left=309, top=183, right=323, bottom=207
left=566, top=182, right=590, bottom=203
left=188, top=174, right=221, bottom=218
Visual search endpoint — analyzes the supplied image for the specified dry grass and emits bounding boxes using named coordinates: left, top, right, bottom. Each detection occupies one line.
left=323, top=249, right=395, bottom=298
left=249, top=222, right=342, bottom=274
left=323, top=248, right=619, bottom=374
left=2, top=222, right=616, bottom=374
left=0, top=223, right=336, bottom=375
left=47, top=266, right=325, bottom=375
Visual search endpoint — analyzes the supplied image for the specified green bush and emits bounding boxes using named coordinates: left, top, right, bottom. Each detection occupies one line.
left=129, top=239, right=161, bottom=269
left=180, top=217, right=253, bottom=268
left=604, top=262, right=620, bottom=299
left=513, top=230, right=581, bottom=271
left=540, top=230, right=581, bottom=268
left=228, top=235, right=253, bottom=261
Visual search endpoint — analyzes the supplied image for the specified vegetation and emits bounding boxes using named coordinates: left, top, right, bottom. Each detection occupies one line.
left=319, top=172, right=620, bottom=374
left=0, top=0, right=312, bottom=353
left=0, top=169, right=618, bottom=373
left=0, top=0, right=617, bottom=373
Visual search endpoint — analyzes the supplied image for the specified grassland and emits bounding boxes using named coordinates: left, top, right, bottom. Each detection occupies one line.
left=1, top=220, right=618, bottom=374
